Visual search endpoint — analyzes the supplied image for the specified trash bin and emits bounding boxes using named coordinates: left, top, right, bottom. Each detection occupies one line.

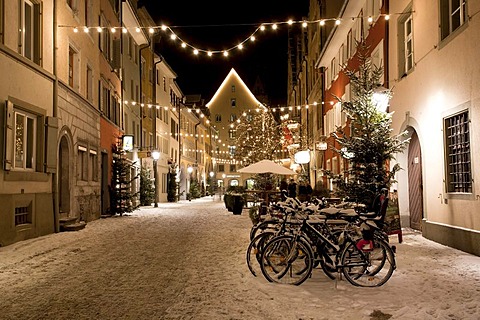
left=232, top=194, right=244, bottom=215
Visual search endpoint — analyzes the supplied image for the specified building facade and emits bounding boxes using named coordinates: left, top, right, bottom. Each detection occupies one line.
left=388, top=0, right=480, bottom=255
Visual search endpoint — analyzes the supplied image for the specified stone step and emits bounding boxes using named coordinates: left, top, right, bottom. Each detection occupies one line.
left=61, top=221, right=87, bottom=232
left=59, top=217, right=78, bottom=225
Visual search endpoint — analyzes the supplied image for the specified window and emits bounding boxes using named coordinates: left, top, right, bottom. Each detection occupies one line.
left=231, top=98, right=236, bottom=107
left=229, top=146, right=236, bottom=156
left=99, top=16, right=111, bottom=60
left=444, top=110, right=471, bottom=193
left=231, top=85, right=235, bottom=92
left=85, top=0, right=93, bottom=27
left=230, top=164, right=236, bottom=172
left=20, top=0, right=41, bottom=64
left=440, top=0, right=467, bottom=40
left=68, top=46, right=79, bottom=89
left=163, top=76, right=167, bottom=92
left=14, top=110, right=36, bottom=170
left=398, top=9, right=414, bottom=77
left=228, top=129, right=236, bottom=139
left=229, top=113, right=237, bottom=122
left=218, top=164, right=225, bottom=172
left=15, top=203, right=32, bottom=226
left=86, top=65, right=93, bottom=101
left=89, top=149, right=98, bottom=181
left=77, top=145, right=88, bottom=181
left=215, top=114, right=222, bottom=122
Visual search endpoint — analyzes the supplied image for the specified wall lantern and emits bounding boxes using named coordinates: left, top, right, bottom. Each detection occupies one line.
left=151, top=150, right=160, bottom=161
left=209, top=171, right=214, bottom=178
left=294, top=150, right=311, bottom=164
left=122, top=135, right=134, bottom=152
left=372, top=86, right=391, bottom=113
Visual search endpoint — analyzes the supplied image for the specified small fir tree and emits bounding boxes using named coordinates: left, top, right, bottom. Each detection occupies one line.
left=328, top=42, right=409, bottom=207
left=139, top=167, right=155, bottom=206
left=167, top=171, right=178, bottom=202
left=110, top=140, right=136, bottom=215
left=189, top=179, right=201, bottom=199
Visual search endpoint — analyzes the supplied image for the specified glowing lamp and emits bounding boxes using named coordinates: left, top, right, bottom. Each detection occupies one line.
left=294, top=150, right=311, bottom=164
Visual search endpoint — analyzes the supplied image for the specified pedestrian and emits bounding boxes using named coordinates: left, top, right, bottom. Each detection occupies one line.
left=287, top=179, right=297, bottom=198
left=298, top=180, right=313, bottom=202
left=280, top=179, right=288, bottom=192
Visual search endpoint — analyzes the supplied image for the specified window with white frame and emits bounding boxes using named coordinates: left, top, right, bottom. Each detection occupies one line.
left=89, top=149, right=98, bottom=181
left=228, top=129, right=236, bottom=139
left=14, top=110, right=37, bottom=170
left=398, top=8, right=414, bottom=77
left=99, top=16, right=111, bottom=59
left=444, top=110, right=472, bottom=193
left=84, top=0, right=93, bottom=27
left=440, top=0, right=467, bottom=41
left=77, top=145, right=88, bottom=181
left=19, top=0, right=41, bottom=64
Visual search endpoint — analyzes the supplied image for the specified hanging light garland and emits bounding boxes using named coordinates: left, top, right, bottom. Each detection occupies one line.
left=62, top=13, right=401, bottom=58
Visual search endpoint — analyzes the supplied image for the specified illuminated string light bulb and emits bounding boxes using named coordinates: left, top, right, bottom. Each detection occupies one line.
left=250, top=36, right=256, bottom=41
left=161, top=25, right=167, bottom=31
left=110, top=27, right=116, bottom=33
left=335, top=19, right=341, bottom=25
left=149, top=27, right=154, bottom=34
left=320, top=20, right=325, bottom=26
left=181, top=42, right=187, bottom=48
left=97, top=27, right=102, bottom=32
left=135, top=27, right=141, bottom=33
left=170, top=34, right=176, bottom=40
left=73, top=27, right=78, bottom=33
left=207, top=51, right=213, bottom=56
left=302, top=21, right=308, bottom=28
left=260, top=25, right=266, bottom=31
left=83, top=27, right=89, bottom=33
left=272, top=24, right=278, bottom=30
left=223, top=51, right=229, bottom=57
left=193, top=49, right=199, bottom=55
left=122, top=27, right=127, bottom=33
left=368, top=16, right=373, bottom=23
left=384, top=14, right=390, bottom=20
left=238, top=43, right=243, bottom=49
left=288, top=20, right=293, bottom=25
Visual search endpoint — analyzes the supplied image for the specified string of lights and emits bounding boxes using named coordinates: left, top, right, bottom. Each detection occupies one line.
left=60, top=12, right=403, bottom=58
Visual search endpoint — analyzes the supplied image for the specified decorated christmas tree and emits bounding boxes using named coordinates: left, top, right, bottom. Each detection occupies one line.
left=110, top=139, right=136, bottom=215
left=233, top=108, right=283, bottom=166
left=328, top=42, right=409, bottom=207
left=139, top=167, right=155, bottom=206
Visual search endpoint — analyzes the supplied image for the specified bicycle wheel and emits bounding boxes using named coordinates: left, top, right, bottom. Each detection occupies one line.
left=246, top=231, right=275, bottom=277
left=340, top=239, right=395, bottom=287
left=260, top=235, right=313, bottom=285
left=250, top=220, right=277, bottom=241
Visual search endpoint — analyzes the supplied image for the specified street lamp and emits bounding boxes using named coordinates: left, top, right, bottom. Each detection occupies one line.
left=372, top=86, right=391, bottom=113
left=152, top=150, right=160, bottom=207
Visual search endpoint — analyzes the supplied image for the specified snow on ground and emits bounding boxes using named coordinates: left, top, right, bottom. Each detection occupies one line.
left=0, top=197, right=479, bottom=320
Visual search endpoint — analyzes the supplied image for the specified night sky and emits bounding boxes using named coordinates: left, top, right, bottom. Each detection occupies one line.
left=141, top=1, right=309, bottom=106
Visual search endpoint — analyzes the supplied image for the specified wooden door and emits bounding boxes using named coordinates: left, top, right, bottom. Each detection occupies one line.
left=408, top=130, right=424, bottom=230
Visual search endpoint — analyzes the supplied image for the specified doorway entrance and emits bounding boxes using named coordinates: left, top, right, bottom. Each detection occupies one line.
left=408, top=130, right=424, bottom=230
left=58, top=136, right=70, bottom=215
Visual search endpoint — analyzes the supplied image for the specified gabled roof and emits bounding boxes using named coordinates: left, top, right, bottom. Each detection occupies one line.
left=205, top=68, right=264, bottom=108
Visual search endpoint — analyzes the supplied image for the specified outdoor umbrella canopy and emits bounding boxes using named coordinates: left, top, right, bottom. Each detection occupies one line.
left=237, top=160, right=296, bottom=175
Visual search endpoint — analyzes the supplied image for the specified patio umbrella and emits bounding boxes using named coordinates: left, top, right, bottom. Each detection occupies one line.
left=237, top=160, right=296, bottom=175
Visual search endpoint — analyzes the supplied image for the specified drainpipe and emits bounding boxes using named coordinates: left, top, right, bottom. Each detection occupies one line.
left=138, top=43, right=150, bottom=152
left=52, top=0, right=59, bottom=232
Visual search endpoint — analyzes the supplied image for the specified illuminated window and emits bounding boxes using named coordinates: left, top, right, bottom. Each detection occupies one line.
left=444, top=110, right=471, bottom=193
left=229, top=113, right=237, bottom=122
left=231, top=85, right=235, bottom=92
left=228, top=129, right=236, bottom=139
left=398, top=7, right=414, bottom=77
left=14, top=110, right=36, bottom=170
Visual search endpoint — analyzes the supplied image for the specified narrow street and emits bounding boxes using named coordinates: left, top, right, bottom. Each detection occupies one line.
left=0, top=198, right=478, bottom=320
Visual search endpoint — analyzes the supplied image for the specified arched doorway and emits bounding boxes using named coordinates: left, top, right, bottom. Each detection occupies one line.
left=408, top=130, right=424, bottom=230
left=58, top=136, right=71, bottom=215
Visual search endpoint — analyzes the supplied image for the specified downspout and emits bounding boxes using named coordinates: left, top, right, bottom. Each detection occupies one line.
left=138, top=43, right=150, bottom=151
left=52, top=0, right=59, bottom=232
left=384, top=0, right=390, bottom=89
left=153, top=54, right=163, bottom=151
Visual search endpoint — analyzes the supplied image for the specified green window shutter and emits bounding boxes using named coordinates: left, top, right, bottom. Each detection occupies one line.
left=45, top=116, right=58, bottom=173
left=4, top=100, right=13, bottom=171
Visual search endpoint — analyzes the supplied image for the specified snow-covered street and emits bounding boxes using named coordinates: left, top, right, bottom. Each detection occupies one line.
left=0, top=197, right=479, bottom=320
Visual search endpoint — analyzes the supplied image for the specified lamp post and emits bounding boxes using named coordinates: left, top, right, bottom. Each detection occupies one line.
left=152, top=150, right=160, bottom=207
